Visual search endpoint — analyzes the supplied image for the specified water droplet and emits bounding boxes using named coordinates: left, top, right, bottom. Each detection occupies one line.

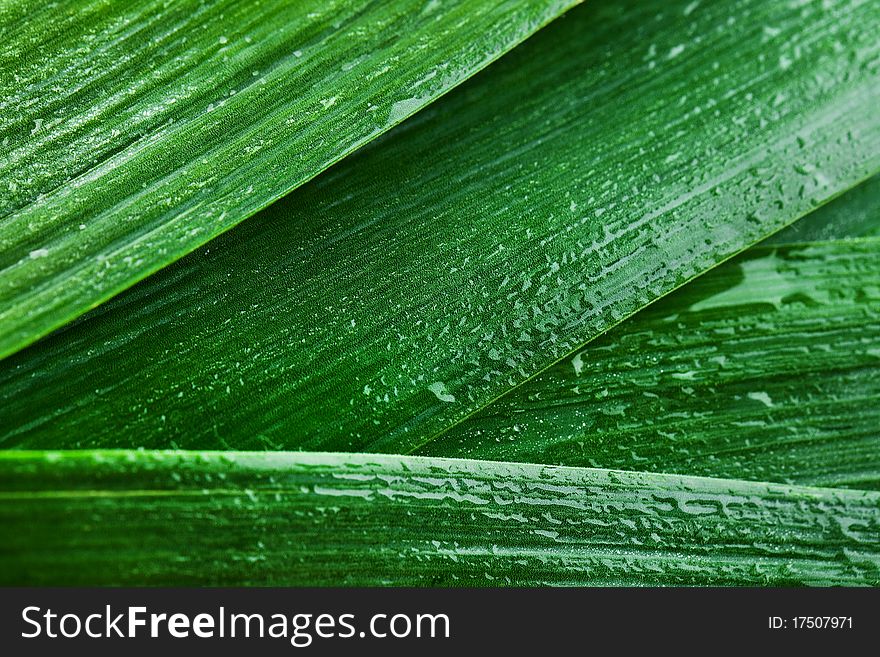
left=429, top=382, right=456, bottom=403
left=747, top=391, right=774, bottom=408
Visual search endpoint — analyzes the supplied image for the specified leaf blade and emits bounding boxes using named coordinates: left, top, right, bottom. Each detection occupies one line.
left=2, top=450, right=878, bottom=586
left=3, top=0, right=880, bottom=453
left=766, top=174, right=880, bottom=244
left=419, top=236, right=880, bottom=489
left=0, top=0, right=579, bottom=357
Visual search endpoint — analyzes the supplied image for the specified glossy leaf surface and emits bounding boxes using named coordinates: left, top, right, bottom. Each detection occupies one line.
left=2, top=451, right=878, bottom=586
left=421, top=237, right=880, bottom=489
left=3, top=0, right=879, bottom=454
left=0, top=0, right=577, bottom=356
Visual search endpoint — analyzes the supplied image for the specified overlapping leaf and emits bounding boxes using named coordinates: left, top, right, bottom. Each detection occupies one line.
left=3, top=0, right=879, bottom=455
left=1, top=451, right=878, bottom=586
left=420, top=235, right=880, bottom=489
left=0, top=0, right=578, bottom=357
left=2, top=0, right=879, bottom=591
left=765, top=174, right=880, bottom=244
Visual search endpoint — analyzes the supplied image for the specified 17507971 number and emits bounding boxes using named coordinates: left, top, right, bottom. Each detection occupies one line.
left=768, top=617, right=853, bottom=629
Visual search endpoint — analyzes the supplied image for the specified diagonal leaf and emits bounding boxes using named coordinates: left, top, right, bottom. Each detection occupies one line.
left=418, top=236, right=880, bottom=489
left=1, top=451, right=878, bottom=586
left=765, top=173, right=880, bottom=244
left=0, top=0, right=578, bottom=357
left=2, top=0, right=880, bottom=453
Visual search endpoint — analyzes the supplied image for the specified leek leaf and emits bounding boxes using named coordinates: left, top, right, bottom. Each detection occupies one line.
left=0, top=0, right=578, bottom=357
left=419, top=237, right=880, bottom=489
left=2, top=0, right=880, bottom=454
left=1, top=451, right=878, bottom=586
left=766, top=173, right=880, bottom=244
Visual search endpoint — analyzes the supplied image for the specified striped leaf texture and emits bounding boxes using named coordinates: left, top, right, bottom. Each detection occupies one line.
left=2, top=0, right=879, bottom=455
left=420, top=236, right=880, bottom=489
left=0, top=0, right=578, bottom=356
left=1, top=451, right=878, bottom=586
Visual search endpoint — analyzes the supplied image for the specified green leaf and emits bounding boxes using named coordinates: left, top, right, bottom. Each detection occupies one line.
left=0, top=0, right=578, bottom=358
left=3, top=0, right=880, bottom=454
left=766, top=173, right=880, bottom=244
left=1, top=450, right=878, bottom=586
left=419, top=236, right=880, bottom=489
